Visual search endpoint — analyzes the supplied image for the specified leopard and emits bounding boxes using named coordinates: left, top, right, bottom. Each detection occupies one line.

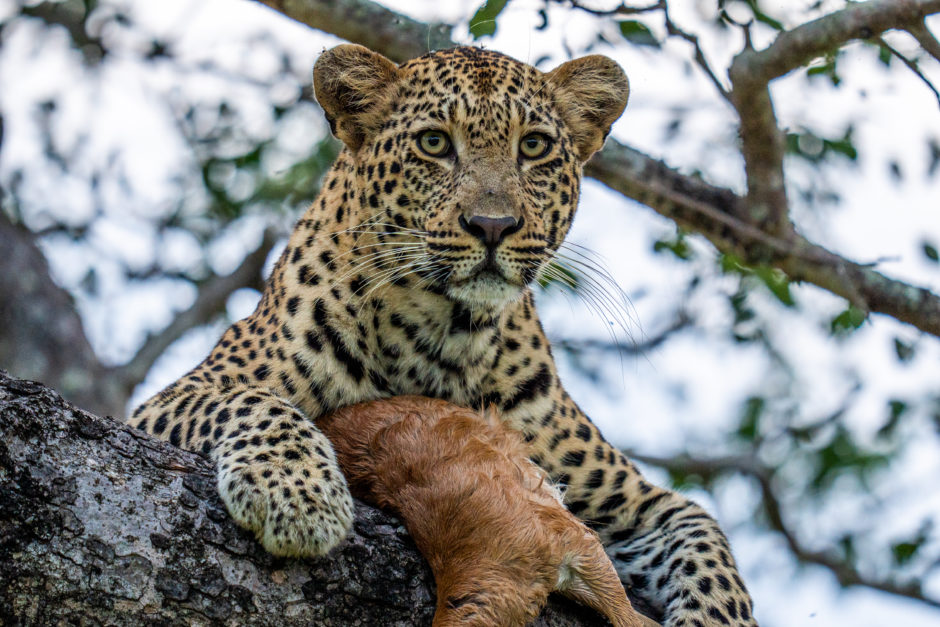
left=130, top=44, right=757, bottom=627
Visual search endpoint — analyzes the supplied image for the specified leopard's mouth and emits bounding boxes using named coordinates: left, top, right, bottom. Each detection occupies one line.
left=445, top=263, right=526, bottom=309
left=452, top=260, right=521, bottom=288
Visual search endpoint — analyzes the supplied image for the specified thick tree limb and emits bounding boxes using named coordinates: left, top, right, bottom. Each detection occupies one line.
left=0, top=212, right=124, bottom=418
left=625, top=449, right=940, bottom=609
left=0, top=370, right=660, bottom=625
left=252, top=0, right=453, bottom=62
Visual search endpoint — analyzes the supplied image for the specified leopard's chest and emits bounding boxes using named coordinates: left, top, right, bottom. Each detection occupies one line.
left=364, top=295, right=504, bottom=406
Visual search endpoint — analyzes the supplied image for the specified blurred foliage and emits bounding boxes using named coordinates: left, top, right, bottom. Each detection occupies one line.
left=785, top=126, right=858, bottom=164
left=0, top=0, right=338, bottom=364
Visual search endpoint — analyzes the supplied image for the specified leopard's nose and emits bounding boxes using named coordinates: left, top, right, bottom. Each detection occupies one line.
left=458, top=215, right=524, bottom=249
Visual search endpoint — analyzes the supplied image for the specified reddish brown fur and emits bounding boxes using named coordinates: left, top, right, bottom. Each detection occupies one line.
left=319, top=396, right=650, bottom=627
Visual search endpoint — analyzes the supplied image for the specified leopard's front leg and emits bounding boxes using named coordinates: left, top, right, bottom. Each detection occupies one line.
left=130, top=382, right=353, bottom=557
left=497, top=365, right=757, bottom=626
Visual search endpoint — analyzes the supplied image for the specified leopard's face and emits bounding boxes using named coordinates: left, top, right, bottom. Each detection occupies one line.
left=315, top=46, right=628, bottom=311
left=371, top=49, right=582, bottom=309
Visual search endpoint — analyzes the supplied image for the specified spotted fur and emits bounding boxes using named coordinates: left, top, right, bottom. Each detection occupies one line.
left=131, top=45, right=756, bottom=626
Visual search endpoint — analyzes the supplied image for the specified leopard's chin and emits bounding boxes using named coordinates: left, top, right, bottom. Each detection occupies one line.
left=446, top=270, right=525, bottom=311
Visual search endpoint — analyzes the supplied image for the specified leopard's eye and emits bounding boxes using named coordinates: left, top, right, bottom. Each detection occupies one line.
left=418, top=130, right=452, bottom=157
left=519, top=133, right=552, bottom=159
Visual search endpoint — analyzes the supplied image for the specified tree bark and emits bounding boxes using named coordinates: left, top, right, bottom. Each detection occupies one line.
left=0, top=370, right=660, bottom=626
left=0, top=213, right=124, bottom=418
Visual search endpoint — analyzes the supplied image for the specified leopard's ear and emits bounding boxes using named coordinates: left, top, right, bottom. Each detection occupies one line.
left=314, top=44, right=399, bottom=151
left=545, top=55, right=629, bottom=162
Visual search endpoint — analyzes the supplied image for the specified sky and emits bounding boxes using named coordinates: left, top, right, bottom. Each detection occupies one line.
left=1, top=0, right=939, bottom=625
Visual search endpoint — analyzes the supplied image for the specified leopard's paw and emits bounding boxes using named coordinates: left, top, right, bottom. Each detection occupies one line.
left=217, top=456, right=354, bottom=557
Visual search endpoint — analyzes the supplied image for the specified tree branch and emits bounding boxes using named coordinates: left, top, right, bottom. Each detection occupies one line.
left=1, top=370, right=657, bottom=624
left=251, top=0, right=454, bottom=63
left=907, top=18, right=940, bottom=61
left=737, top=0, right=940, bottom=84
left=0, top=212, right=126, bottom=417
left=661, top=3, right=732, bottom=103
left=728, top=0, right=940, bottom=232
left=249, top=0, right=940, bottom=339
left=112, top=228, right=280, bottom=393
left=625, top=449, right=940, bottom=609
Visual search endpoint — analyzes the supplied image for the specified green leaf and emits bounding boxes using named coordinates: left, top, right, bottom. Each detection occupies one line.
left=653, top=231, right=692, bottom=260
left=618, top=20, right=659, bottom=48
left=894, top=338, right=915, bottom=363
left=806, top=55, right=841, bottom=86
left=811, top=426, right=891, bottom=490
left=892, top=541, right=919, bottom=566
left=744, top=0, right=784, bottom=31
left=878, top=43, right=893, bottom=66
left=753, top=266, right=795, bottom=306
left=831, top=305, right=867, bottom=334
left=890, top=523, right=932, bottom=566
left=877, top=399, right=907, bottom=439
left=923, top=241, right=939, bottom=263
left=469, top=0, right=509, bottom=39
left=824, top=130, right=858, bottom=161
left=737, top=396, right=765, bottom=441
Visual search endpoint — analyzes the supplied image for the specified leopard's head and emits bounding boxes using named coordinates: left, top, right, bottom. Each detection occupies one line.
left=314, top=45, right=628, bottom=311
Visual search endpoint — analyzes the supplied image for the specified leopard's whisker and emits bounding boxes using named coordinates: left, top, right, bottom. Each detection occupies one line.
left=333, top=242, right=426, bottom=266
left=555, top=244, right=638, bottom=328
left=338, top=251, right=430, bottom=284
left=358, top=257, right=436, bottom=300
left=543, top=248, right=638, bottom=347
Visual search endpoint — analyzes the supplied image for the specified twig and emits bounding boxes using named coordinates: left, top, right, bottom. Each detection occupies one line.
left=557, top=1, right=664, bottom=17
left=553, top=312, right=691, bottom=355
left=877, top=35, right=940, bottom=108
left=661, top=2, right=732, bottom=102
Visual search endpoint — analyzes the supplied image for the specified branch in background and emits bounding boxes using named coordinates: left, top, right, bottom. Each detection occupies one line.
left=737, top=0, right=940, bottom=84
left=660, top=2, right=732, bottom=102
left=728, top=0, right=940, bottom=232
left=877, top=34, right=940, bottom=108
left=0, top=211, right=125, bottom=417
left=625, top=449, right=940, bottom=609
left=252, top=0, right=454, bottom=63
left=112, top=228, right=280, bottom=393
left=907, top=18, right=940, bottom=61
left=553, top=311, right=691, bottom=355
left=588, top=142, right=940, bottom=336
left=558, top=1, right=664, bottom=17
